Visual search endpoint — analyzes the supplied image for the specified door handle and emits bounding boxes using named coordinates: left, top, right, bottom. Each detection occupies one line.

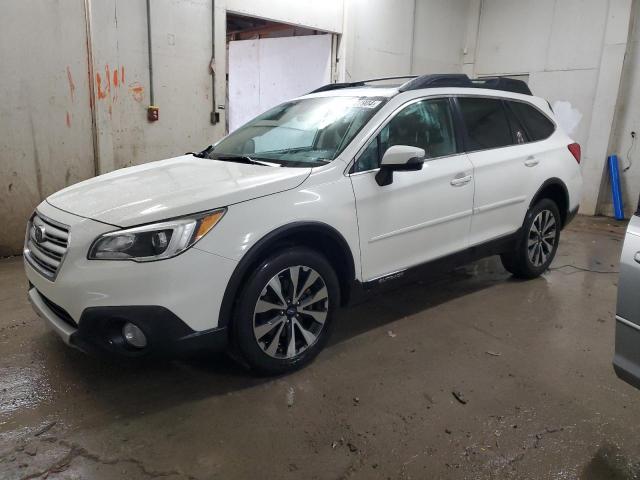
left=634, top=252, right=640, bottom=264
left=450, top=174, right=472, bottom=186
left=524, top=156, right=539, bottom=167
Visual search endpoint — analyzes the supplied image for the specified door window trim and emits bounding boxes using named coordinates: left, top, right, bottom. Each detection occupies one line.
left=347, top=93, right=557, bottom=175
left=348, top=95, right=465, bottom=175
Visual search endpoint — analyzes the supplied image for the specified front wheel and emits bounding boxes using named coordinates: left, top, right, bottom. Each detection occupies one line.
left=232, top=247, right=340, bottom=375
left=500, top=198, right=561, bottom=279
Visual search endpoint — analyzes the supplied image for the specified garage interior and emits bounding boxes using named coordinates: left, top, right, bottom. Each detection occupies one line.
left=1, top=0, right=640, bottom=478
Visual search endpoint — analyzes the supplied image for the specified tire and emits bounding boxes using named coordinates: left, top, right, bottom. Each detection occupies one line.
left=232, top=247, right=340, bottom=375
left=500, top=198, right=561, bottom=279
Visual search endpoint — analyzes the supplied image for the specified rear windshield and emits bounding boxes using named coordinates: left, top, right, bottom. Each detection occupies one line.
left=213, top=96, right=387, bottom=167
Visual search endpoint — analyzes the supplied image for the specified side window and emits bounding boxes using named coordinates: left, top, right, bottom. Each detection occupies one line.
left=353, top=98, right=457, bottom=172
left=355, top=137, right=380, bottom=173
left=458, top=97, right=513, bottom=150
left=504, top=103, right=528, bottom=145
left=508, top=101, right=555, bottom=141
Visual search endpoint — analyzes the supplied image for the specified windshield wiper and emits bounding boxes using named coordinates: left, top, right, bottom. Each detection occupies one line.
left=188, top=145, right=214, bottom=159
left=210, top=153, right=279, bottom=167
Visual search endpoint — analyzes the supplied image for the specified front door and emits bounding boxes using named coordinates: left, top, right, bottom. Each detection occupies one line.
left=350, top=97, right=474, bottom=281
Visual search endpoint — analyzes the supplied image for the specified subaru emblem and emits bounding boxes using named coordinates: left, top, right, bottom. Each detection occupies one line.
left=33, top=225, right=45, bottom=244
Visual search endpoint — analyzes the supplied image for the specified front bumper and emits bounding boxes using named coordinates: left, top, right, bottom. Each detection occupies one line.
left=25, top=201, right=239, bottom=356
left=30, top=287, right=229, bottom=356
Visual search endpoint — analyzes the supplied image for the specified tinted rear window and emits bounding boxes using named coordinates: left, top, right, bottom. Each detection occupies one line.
left=458, top=97, right=513, bottom=150
left=508, top=101, right=555, bottom=141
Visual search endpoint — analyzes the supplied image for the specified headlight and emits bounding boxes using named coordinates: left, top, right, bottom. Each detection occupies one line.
left=88, top=209, right=226, bottom=261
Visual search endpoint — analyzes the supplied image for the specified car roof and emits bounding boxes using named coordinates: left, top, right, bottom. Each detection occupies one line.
left=299, top=74, right=548, bottom=109
left=301, top=86, right=550, bottom=113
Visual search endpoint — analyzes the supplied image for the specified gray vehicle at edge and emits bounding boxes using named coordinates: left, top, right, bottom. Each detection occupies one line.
left=614, top=197, right=640, bottom=388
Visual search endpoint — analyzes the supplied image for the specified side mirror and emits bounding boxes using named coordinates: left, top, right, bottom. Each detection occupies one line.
left=375, top=145, right=426, bottom=186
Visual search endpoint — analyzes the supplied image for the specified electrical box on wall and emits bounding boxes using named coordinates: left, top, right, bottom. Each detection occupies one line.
left=147, top=106, right=159, bottom=122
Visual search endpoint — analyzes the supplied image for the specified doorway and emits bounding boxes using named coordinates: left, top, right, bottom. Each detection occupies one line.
left=226, top=13, right=337, bottom=132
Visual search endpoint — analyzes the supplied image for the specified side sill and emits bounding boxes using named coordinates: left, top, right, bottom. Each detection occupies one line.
left=349, top=231, right=519, bottom=297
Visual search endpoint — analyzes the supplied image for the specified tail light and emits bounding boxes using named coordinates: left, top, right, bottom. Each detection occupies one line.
left=568, top=143, right=581, bottom=163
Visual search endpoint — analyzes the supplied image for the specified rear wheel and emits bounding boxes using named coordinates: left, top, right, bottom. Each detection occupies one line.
left=500, top=198, right=561, bottom=279
left=233, top=247, right=339, bottom=375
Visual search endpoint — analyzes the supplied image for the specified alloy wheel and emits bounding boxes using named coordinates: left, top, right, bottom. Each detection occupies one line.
left=527, top=209, right=557, bottom=267
left=252, top=265, right=329, bottom=359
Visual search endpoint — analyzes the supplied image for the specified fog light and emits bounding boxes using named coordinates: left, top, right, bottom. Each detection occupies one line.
left=122, top=322, right=147, bottom=348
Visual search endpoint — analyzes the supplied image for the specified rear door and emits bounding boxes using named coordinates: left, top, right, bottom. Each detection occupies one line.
left=459, top=96, right=543, bottom=246
left=350, top=97, right=474, bottom=281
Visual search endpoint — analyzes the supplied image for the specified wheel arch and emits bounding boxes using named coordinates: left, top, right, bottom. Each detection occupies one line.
left=529, top=178, right=570, bottom=227
left=218, top=222, right=357, bottom=330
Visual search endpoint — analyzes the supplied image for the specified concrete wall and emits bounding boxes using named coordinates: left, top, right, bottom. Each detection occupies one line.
left=464, top=0, right=634, bottom=215
left=467, top=0, right=608, bottom=150
left=412, top=0, right=469, bottom=74
left=340, top=0, right=469, bottom=81
left=606, top=2, right=640, bottom=215
left=0, top=0, right=96, bottom=256
left=90, top=0, right=216, bottom=172
left=341, top=0, right=415, bottom=81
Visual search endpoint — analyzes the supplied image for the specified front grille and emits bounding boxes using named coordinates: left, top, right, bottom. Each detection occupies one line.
left=24, top=212, right=70, bottom=280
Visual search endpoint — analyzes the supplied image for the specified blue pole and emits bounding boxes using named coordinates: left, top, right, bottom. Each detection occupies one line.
left=608, top=154, right=625, bottom=220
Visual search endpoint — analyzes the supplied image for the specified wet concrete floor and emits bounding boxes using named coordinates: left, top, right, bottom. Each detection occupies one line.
left=1, top=215, right=639, bottom=479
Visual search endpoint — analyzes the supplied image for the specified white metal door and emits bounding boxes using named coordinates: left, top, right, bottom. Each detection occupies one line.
left=228, top=35, right=332, bottom=132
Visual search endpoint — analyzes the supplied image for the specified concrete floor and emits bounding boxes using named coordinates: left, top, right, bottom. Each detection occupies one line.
left=1, top=215, right=638, bottom=479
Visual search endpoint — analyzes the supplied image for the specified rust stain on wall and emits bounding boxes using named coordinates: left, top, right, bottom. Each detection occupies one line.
left=96, top=72, right=107, bottom=99
left=105, top=65, right=112, bottom=95
left=121, top=66, right=125, bottom=84
left=66, top=111, right=71, bottom=127
left=129, top=83, right=145, bottom=103
left=113, top=68, right=119, bottom=87
left=66, top=66, right=76, bottom=102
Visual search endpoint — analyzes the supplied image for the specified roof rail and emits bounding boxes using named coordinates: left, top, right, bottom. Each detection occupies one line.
left=309, top=75, right=418, bottom=94
left=398, top=74, right=472, bottom=92
left=310, top=74, right=533, bottom=96
left=399, top=74, right=532, bottom=95
left=470, top=76, right=532, bottom=95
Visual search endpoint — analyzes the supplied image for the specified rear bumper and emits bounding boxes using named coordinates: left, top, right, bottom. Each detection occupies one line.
left=30, top=287, right=228, bottom=357
left=613, top=315, right=640, bottom=390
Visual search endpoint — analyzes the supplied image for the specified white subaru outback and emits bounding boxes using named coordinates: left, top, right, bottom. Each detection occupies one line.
left=25, top=74, right=582, bottom=374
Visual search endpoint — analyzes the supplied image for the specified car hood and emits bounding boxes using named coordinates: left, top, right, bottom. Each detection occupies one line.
left=46, top=155, right=311, bottom=227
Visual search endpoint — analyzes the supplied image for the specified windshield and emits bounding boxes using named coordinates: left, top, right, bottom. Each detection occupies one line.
left=212, top=96, right=387, bottom=167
